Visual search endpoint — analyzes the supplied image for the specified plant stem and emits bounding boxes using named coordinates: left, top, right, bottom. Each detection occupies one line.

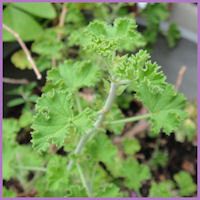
left=105, top=113, right=151, bottom=125
left=75, top=93, right=82, bottom=113
left=76, top=163, right=92, bottom=197
left=13, top=165, right=47, bottom=172
left=67, top=82, right=118, bottom=171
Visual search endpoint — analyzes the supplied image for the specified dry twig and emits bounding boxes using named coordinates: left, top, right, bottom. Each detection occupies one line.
left=3, top=24, right=42, bottom=80
left=175, top=66, right=187, bottom=90
left=3, top=77, right=29, bottom=84
left=52, top=3, right=67, bottom=67
left=57, top=3, right=67, bottom=41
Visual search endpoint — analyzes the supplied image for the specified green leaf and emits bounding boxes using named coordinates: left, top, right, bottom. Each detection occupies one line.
left=3, top=118, right=43, bottom=180
left=142, top=3, right=169, bottom=24
left=19, top=111, right=33, bottom=128
left=111, top=159, right=126, bottom=178
left=73, top=108, right=97, bottom=135
left=12, top=3, right=56, bottom=19
left=164, top=22, right=181, bottom=48
left=46, top=155, right=69, bottom=192
left=7, top=98, right=25, bottom=107
left=113, top=50, right=166, bottom=91
left=84, top=17, right=145, bottom=58
left=36, top=56, right=51, bottom=72
left=142, top=3, right=169, bottom=46
left=176, top=101, right=197, bottom=142
left=134, top=60, right=166, bottom=90
left=3, top=187, right=16, bottom=197
left=122, top=138, right=141, bottom=155
left=174, top=171, right=197, bottom=196
left=11, top=50, right=32, bottom=70
left=66, top=3, right=86, bottom=25
left=3, top=6, right=43, bottom=41
left=66, top=185, right=87, bottom=197
left=121, top=157, right=151, bottom=191
left=95, top=183, right=124, bottom=197
left=46, top=60, right=100, bottom=93
left=135, top=84, right=188, bottom=135
left=3, top=140, right=18, bottom=180
left=85, top=133, right=118, bottom=166
left=3, top=118, right=20, bottom=141
left=3, top=118, right=19, bottom=179
left=34, top=175, right=67, bottom=197
left=7, top=82, right=37, bottom=96
left=31, top=90, right=73, bottom=152
left=11, top=145, right=44, bottom=172
left=149, top=181, right=175, bottom=197
left=31, top=90, right=96, bottom=153
left=32, top=28, right=64, bottom=59
left=113, top=17, right=146, bottom=51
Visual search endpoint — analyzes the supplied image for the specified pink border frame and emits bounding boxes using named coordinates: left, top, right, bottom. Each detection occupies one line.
left=0, top=0, right=199, bottom=199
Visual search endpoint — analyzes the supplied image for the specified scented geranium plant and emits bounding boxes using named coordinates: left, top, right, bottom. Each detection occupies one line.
left=30, top=17, right=187, bottom=196
left=3, top=8, right=196, bottom=196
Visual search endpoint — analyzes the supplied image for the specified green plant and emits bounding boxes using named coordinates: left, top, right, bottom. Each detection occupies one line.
left=149, top=180, right=175, bottom=197
left=141, top=3, right=180, bottom=49
left=3, top=3, right=194, bottom=198
left=29, top=17, right=187, bottom=197
left=174, top=171, right=197, bottom=196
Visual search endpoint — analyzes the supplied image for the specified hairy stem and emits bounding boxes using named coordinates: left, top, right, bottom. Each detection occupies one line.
left=76, top=163, right=92, bottom=197
left=67, top=82, right=118, bottom=171
left=13, top=166, right=47, bottom=172
left=3, top=24, right=42, bottom=80
left=105, top=113, right=151, bottom=125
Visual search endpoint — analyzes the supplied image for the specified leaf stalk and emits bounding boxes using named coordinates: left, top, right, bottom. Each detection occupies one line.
left=105, top=113, right=151, bottom=125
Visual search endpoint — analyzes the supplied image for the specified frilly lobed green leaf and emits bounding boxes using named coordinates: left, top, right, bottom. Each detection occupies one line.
left=31, top=90, right=96, bottom=153
left=122, top=138, right=141, bottom=155
left=3, top=118, right=20, bottom=141
left=135, top=84, right=188, bottom=136
left=149, top=180, right=175, bottom=197
left=121, top=157, right=151, bottom=191
left=113, top=49, right=166, bottom=92
left=46, top=155, right=69, bottom=192
left=95, top=183, right=124, bottom=197
left=82, top=17, right=145, bottom=58
left=45, top=60, right=100, bottom=93
left=32, top=28, right=64, bottom=59
left=85, top=133, right=118, bottom=165
left=174, top=171, right=197, bottom=196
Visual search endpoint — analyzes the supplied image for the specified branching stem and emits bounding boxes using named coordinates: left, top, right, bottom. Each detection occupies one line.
left=105, top=113, right=151, bottom=125
left=67, top=82, right=118, bottom=171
